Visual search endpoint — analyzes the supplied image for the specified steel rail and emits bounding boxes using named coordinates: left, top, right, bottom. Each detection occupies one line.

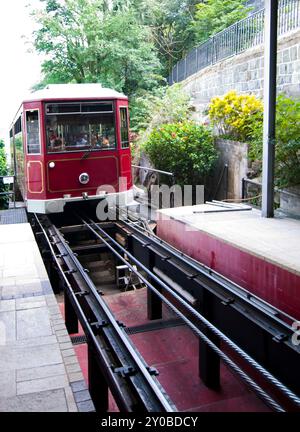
left=77, top=215, right=293, bottom=412
left=52, top=223, right=175, bottom=412
left=33, top=214, right=131, bottom=411
left=91, top=215, right=300, bottom=408
left=116, top=205, right=296, bottom=329
left=34, top=214, right=175, bottom=413
left=81, top=214, right=300, bottom=409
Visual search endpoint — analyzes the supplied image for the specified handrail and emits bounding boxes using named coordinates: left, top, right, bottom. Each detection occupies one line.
left=132, top=165, right=174, bottom=178
left=169, top=0, right=300, bottom=84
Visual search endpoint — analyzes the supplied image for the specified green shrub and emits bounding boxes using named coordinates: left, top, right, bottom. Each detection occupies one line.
left=208, top=90, right=263, bottom=142
left=249, top=94, right=300, bottom=188
left=209, top=91, right=300, bottom=188
left=143, top=121, right=217, bottom=187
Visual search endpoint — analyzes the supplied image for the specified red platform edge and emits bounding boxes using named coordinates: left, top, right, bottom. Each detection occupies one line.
left=157, top=217, right=300, bottom=320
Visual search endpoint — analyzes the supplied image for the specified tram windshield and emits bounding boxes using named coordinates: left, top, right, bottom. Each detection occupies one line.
left=45, top=101, right=116, bottom=153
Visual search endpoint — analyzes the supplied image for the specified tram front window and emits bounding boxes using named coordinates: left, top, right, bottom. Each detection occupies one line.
left=45, top=102, right=116, bottom=153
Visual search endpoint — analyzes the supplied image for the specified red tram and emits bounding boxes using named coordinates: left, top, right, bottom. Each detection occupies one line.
left=9, top=83, right=133, bottom=213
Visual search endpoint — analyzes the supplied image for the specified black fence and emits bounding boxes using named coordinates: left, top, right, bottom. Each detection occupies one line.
left=169, top=0, right=300, bottom=84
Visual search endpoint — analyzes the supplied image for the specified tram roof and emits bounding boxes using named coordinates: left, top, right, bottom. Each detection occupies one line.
left=23, top=83, right=127, bottom=102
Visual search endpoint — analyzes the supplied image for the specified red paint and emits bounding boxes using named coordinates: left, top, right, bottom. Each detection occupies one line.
left=70, top=289, right=269, bottom=412
left=11, top=95, right=132, bottom=206
left=157, top=218, right=300, bottom=320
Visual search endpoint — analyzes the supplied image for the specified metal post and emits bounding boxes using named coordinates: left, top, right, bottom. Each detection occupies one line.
left=88, top=344, right=109, bottom=412
left=242, top=178, right=246, bottom=200
left=146, top=250, right=162, bottom=320
left=198, top=290, right=220, bottom=389
left=64, top=290, right=79, bottom=334
left=262, top=0, right=278, bottom=218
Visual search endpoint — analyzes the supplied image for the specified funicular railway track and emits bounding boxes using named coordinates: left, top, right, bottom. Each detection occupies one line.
left=32, top=209, right=300, bottom=413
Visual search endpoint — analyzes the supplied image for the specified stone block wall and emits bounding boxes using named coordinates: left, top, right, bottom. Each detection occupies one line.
left=182, top=29, right=300, bottom=121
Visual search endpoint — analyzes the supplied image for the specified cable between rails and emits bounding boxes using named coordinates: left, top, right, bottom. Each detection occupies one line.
left=78, top=214, right=291, bottom=412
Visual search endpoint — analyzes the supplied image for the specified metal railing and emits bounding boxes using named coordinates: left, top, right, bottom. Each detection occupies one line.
left=132, top=164, right=176, bottom=209
left=169, top=0, right=300, bottom=84
left=242, top=177, right=300, bottom=209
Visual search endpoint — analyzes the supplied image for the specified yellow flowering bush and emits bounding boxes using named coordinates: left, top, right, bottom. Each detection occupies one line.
left=208, top=90, right=263, bottom=142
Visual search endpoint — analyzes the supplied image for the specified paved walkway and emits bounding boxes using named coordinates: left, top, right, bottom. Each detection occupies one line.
left=0, top=222, right=94, bottom=412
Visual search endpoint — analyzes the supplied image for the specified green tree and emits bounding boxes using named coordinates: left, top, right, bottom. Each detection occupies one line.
left=192, top=0, right=251, bottom=44
left=0, top=139, right=8, bottom=209
left=140, top=0, right=199, bottom=75
left=32, top=0, right=163, bottom=96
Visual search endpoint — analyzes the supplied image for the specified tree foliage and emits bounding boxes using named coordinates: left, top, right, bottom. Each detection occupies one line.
left=131, top=84, right=193, bottom=133
left=32, top=0, right=253, bottom=94
left=249, top=94, right=300, bottom=188
left=192, top=0, right=251, bottom=44
left=32, top=0, right=163, bottom=96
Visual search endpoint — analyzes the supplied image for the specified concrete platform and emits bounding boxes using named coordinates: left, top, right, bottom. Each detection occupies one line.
left=0, top=223, right=94, bottom=412
left=157, top=205, right=300, bottom=319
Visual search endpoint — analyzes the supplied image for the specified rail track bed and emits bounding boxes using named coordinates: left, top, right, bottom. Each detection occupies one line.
left=32, top=210, right=300, bottom=413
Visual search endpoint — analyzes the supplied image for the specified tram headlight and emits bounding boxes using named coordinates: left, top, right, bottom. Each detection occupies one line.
left=49, top=162, right=55, bottom=168
left=79, top=172, right=90, bottom=185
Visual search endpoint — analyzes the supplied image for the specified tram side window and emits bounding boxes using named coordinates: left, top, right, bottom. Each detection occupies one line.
left=120, top=107, right=129, bottom=149
left=26, top=111, right=40, bottom=154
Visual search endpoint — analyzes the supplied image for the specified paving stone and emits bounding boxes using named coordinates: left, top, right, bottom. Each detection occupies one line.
left=61, top=348, right=75, bottom=358
left=77, top=399, right=95, bottom=412
left=64, top=355, right=78, bottom=366
left=0, top=310, right=16, bottom=343
left=0, top=276, right=16, bottom=288
left=12, top=335, right=57, bottom=348
left=73, top=390, right=91, bottom=403
left=2, top=283, right=42, bottom=298
left=64, top=386, right=78, bottom=412
left=70, top=380, right=87, bottom=393
left=57, top=335, right=71, bottom=343
left=56, top=328, right=68, bottom=336
left=0, top=299, right=16, bottom=312
left=53, top=323, right=66, bottom=331
left=17, top=374, right=68, bottom=395
left=48, top=306, right=61, bottom=315
left=60, top=342, right=73, bottom=350
left=66, top=363, right=82, bottom=374
left=46, top=299, right=58, bottom=308
left=0, top=388, right=68, bottom=412
left=0, top=370, right=16, bottom=397
left=0, top=343, right=62, bottom=371
left=68, top=371, right=84, bottom=383
left=17, top=307, right=52, bottom=340
left=17, top=363, right=66, bottom=382
left=16, top=299, right=46, bottom=310
left=51, top=313, right=64, bottom=321
left=52, top=318, right=65, bottom=326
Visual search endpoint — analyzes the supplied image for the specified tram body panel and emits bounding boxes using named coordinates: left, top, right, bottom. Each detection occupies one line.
left=9, top=84, right=133, bottom=213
